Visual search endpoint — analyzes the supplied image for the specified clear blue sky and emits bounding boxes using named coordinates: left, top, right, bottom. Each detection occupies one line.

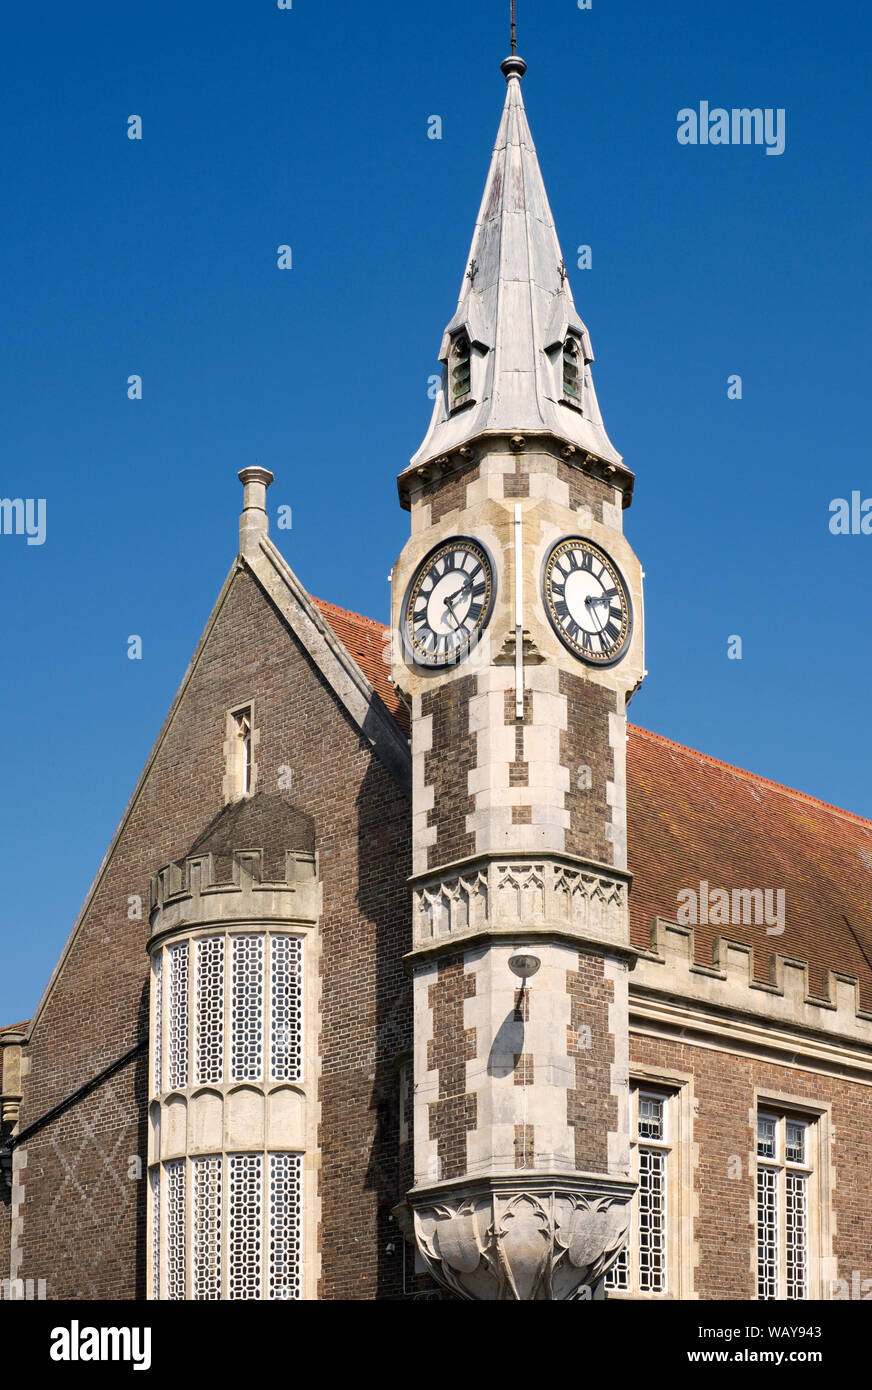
left=1, top=0, right=869, bottom=1023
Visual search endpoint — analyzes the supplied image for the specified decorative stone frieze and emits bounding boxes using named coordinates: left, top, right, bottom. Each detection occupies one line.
left=410, top=853, right=630, bottom=958
left=407, top=1175, right=633, bottom=1301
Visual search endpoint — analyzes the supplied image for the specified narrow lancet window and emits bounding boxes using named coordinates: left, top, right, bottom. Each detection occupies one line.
left=450, top=334, right=472, bottom=408
left=238, top=709, right=252, bottom=794
left=562, top=336, right=581, bottom=404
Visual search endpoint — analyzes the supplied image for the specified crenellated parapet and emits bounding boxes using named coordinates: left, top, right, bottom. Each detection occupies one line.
left=149, top=848, right=319, bottom=944
left=631, top=918, right=872, bottom=1072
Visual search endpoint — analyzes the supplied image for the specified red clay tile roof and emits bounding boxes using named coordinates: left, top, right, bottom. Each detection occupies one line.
left=318, top=599, right=872, bottom=1010
left=312, top=597, right=410, bottom=732
left=627, top=726, right=872, bottom=1009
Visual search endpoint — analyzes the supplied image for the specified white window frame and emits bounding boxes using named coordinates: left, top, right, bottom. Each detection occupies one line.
left=754, top=1094, right=832, bottom=1301
left=152, top=1150, right=303, bottom=1301
left=605, top=1067, right=696, bottom=1300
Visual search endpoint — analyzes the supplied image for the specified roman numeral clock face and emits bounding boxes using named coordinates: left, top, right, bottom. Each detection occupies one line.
left=543, top=537, right=632, bottom=666
left=402, top=537, right=495, bottom=667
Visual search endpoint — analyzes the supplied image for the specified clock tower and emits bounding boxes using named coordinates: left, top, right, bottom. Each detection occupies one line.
left=392, top=51, right=645, bottom=1300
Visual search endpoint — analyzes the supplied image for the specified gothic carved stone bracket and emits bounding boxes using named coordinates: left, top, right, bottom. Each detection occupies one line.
left=408, top=1177, right=632, bottom=1300
left=409, top=856, right=630, bottom=957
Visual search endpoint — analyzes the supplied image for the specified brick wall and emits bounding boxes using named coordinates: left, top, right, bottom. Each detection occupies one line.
left=427, top=955, right=476, bottom=1181
left=555, top=460, right=614, bottom=517
left=422, top=675, right=477, bottom=870
left=14, top=566, right=412, bottom=1300
left=567, top=952, right=616, bottom=1172
left=420, top=461, right=480, bottom=525
left=631, top=1033, right=872, bottom=1299
left=560, top=671, right=616, bottom=865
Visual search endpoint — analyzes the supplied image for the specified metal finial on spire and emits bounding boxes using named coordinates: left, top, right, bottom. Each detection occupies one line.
left=501, top=1, right=526, bottom=82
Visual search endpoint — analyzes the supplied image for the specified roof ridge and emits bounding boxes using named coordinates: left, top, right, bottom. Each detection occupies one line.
left=629, top=724, right=872, bottom=832
left=312, top=600, right=869, bottom=832
left=312, top=596, right=388, bottom=634
left=0, top=1020, right=29, bottom=1033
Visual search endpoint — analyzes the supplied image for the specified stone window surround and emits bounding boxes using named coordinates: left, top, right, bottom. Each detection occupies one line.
left=559, top=335, right=583, bottom=413
left=606, top=1062, right=698, bottom=1301
left=751, top=1088, right=834, bottom=1302
left=151, top=925, right=305, bottom=1096
left=153, top=1147, right=304, bottom=1301
left=223, top=701, right=259, bottom=804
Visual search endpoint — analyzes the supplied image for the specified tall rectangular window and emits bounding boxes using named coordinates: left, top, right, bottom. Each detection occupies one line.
left=152, top=951, right=163, bottom=1093
left=150, top=1167, right=161, bottom=1301
left=195, top=936, right=225, bottom=1084
left=268, top=1153, right=303, bottom=1300
left=231, top=935, right=265, bottom=1082
left=270, top=936, right=303, bottom=1082
left=226, top=705, right=254, bottom=801
left=237, top=709, right=252, bottom=795
left=756, top=1112, right=812, bottom=1300
left=229, top=1154, right=263, bottom=1300
left=606, top=1086, right=672, bottom=1296
left=167, top=942, right=189, bottom=1091
left=165, top=1159, right=186, bottom=1301
left=192, top=1156, right=223, bottom=1301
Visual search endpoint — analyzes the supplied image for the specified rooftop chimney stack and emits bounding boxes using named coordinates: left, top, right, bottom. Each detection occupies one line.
left=238, top=465, right=275, bottom=557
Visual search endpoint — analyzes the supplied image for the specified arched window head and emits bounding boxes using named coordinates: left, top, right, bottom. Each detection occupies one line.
left=450, top=334, right=472, bottom=408
left=562, top=336, right=581, bottom=405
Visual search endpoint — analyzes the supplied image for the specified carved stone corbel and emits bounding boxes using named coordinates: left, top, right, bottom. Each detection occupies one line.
left=409, top=1176, right=632, bottom=1301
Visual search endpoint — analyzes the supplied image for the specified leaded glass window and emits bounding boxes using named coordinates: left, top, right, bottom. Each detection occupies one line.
left=605, top=1086, right=671, bottom=1296
left=756, top=1112, right=812, bottom=1300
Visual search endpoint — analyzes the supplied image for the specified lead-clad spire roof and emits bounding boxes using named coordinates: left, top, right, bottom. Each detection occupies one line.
left=407, top=55, right=622, bottom=474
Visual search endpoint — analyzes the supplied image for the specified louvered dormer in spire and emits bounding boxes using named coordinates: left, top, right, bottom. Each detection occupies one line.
left=407, top=55, right=623, bottom=478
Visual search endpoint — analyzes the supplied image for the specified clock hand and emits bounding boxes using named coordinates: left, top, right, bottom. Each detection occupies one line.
left=443, top=593, right=463, bottom=631
left=584, top=594, right=608, bottom=633
left=444, top=578, right=473, bottom=605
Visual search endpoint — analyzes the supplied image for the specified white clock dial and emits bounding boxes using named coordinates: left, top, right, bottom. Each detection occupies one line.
left=402, top=537, right=495, bottom=667
left=543, top=537, right=632, bottom=666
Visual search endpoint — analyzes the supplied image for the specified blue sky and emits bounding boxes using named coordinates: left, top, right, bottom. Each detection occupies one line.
left=1, top=0, right=869, bottom=1022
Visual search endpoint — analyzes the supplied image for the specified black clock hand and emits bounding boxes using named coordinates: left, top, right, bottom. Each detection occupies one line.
left=444, top=577, right=473, bottom=606
left=443, top=593, right=463, bottom=630
left=584, top=594, right=608, bottom=632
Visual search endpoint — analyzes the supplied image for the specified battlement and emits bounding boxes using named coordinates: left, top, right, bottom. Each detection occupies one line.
left=630, top=917, right=872, bottom=1064
left=149, top=848, right=320, bottom=942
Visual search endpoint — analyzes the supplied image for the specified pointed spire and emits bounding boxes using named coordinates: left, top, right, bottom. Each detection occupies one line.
left=407, top=55, right=622, bottom=475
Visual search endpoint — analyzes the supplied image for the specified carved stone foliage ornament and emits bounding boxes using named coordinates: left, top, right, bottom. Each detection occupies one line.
left=412, top=1186, right=630, bottom=1301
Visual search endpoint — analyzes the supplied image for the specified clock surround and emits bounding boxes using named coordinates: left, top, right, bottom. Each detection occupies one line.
left=542, top=535, right=633, bottom=668
left=400, top=534, right=496, bottom=669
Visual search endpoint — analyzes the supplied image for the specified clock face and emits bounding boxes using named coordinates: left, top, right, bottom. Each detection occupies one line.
left=402, top=536, right=495, bottom=667
left=543, top=536, right=632, bottom=666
